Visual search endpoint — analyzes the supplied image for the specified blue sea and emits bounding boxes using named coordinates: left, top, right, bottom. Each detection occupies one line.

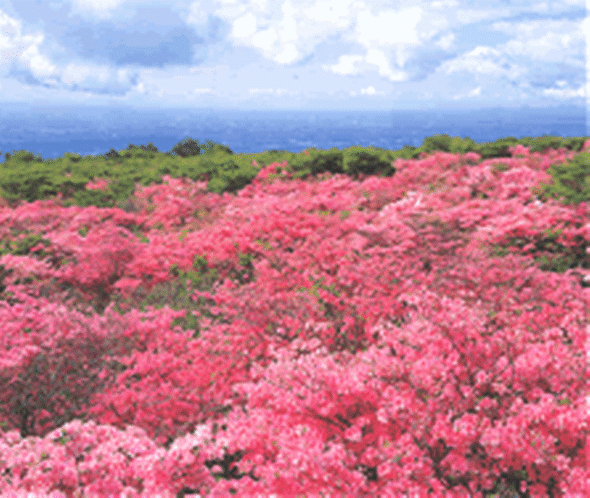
left=0, top=104, right=586, bottom=163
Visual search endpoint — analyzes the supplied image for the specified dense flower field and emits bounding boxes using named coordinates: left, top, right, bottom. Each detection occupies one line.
left=0, top=144, right=588, bottom=497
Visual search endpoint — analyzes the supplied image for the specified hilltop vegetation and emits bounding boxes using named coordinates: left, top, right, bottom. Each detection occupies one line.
left=0, top=134, right=588, bottom=211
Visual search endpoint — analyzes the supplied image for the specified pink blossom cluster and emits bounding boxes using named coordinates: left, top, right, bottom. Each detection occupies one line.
left=0, top=145, right=587, bottom=496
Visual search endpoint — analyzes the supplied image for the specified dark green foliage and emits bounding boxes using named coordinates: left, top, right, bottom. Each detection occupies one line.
left=62, top=188, right=116, bottom=208
left=561, top=137, right=586, bottom=152
left=421, top=134, right=453, bottom=153
left=307, top=148, right=344, bottom=175
left=395, top=145, right=421, bottom=159
left=475, top=137, right=519, bottom=159
left=57, top=175, right=90, bottom=199
left=207, top=169, right=255, bottom=195
left=139, top=142, right=159, bottom=153
left=64, top=153, right=82, bottom=163
left=0, top=133, right=587, bottom=213
left=197, top=156, right=259, bottom=194
left=517, top=135, right=587, bottom=154
left=519, top=135, right=564, bottom=154
left=201, top=139, right=233, bottom=155
left=514, top=135, right=585, bottom=154
left=104, top=176, right=137, bottom=201
left=0, top=169, right=51, bottom=204
left=170, top=138, right=202, bottom=157
left=488, top=226, right=589, bottom=282
left=3, top=150, right=43, bottom=163
left=344, top=148, right=394, bottom=177
left=449, top=137, right=479, bottom=155
left=104, top=148, right=120, bottom=159
left=245, top=149, right=298, bottom=171
left=419, top=135, right=480, bottom=156
left=531, top=151, right=590, bottom=205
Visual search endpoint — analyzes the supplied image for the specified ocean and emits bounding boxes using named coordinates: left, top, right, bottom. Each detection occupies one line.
left=0, top=104, right=586, bottom=163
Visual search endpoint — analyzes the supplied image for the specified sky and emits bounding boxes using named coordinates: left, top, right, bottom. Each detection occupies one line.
left=0, top=0, right=587, bottom=112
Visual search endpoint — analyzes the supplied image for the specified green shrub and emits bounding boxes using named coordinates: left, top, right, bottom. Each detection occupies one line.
left=139, top=142, right=159, bottom=153
left=561, top=137, right=586, bottom=152
left=201, top=140, right=233, bottom=155
left=531, top=151, right=590, bottom=205
left=394, top=145, right=421, bottom=160
left=475, top=137, right=519, bottom=159
left=64, top=152, right=82, bottom=163
left=421, top=134, right=453, bottom=153
left=4, top=150, right=43, bottom=163
left=104, top=148, right=120, bottom=159
left=170, top=138, right=202, bottom=157
left=307, top=148, right=344, bottom=175
left=520, top=135, right=563, bottom=154
left=344, top=148, right=394, bottom=177
left=449, top=136, right=478, bottom=155
left=0, top=169, right=51, bottom=204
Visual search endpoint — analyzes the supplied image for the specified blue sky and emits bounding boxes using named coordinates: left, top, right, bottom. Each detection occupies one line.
left=0, top=0, right=587, bottom=111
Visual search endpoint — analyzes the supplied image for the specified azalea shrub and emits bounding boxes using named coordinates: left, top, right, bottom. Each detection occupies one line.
left=0, top=142, right=587, bottom=497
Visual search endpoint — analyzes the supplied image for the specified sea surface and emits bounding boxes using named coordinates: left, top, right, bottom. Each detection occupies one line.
left=0, top=104, right=586, bottom=163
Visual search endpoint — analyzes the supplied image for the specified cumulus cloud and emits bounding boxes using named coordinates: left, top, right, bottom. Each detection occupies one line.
left=325, top=54, right=364, bottom=76
left=442, top=46, right=524, bottom=80
left=0, top=0, right=585, bottom=108
left=216, top=0, right=364, bottom=65
left=232, top=12, right=257, bottom=38
left=0, top=9, right=140, bottom=94
left=494, top=18, right=584, bottom=58
left=0, top=11, right=56, bottom=79
left=356, top=7, right=422, bottom=47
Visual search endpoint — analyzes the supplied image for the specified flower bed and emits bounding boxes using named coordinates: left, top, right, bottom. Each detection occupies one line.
left=0, top=145, right=587, bottom=497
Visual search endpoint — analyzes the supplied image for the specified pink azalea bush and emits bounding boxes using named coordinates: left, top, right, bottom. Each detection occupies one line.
left=0, top=145, right=587, bottom=496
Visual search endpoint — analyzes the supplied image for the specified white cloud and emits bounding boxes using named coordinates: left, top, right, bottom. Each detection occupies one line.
left=499, top=22, right=584, bottom=62
left=303, top=0, right=355, bottom=27
left=366, top=48, right=407, bottom=82
left=468, top=86, right=481, bottom=97
left=542, top=85, right=585, bottom=99
left=366, top=48, right=392, bottom=75
left=356, top=7, right=422, bottom=47
left=252, top=28, right=278, bottom=51
left=442, top=46, right=523, bottom=79
left=435, top=33, right=455, bottom=50
left=323, top=54, right=363, bottom=75
left=215, top=0, right=363, bottom=65
left=0, top=0, right=586, bottom=110
left=279, top=4, right=298, bottom=43
left=186, top=3, right=209, bottom=25
left=232, top=12, right=257, bottom=38
left=275, top=43, right=299, bottom=64
left=0, top=12, right=56, bottom=79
